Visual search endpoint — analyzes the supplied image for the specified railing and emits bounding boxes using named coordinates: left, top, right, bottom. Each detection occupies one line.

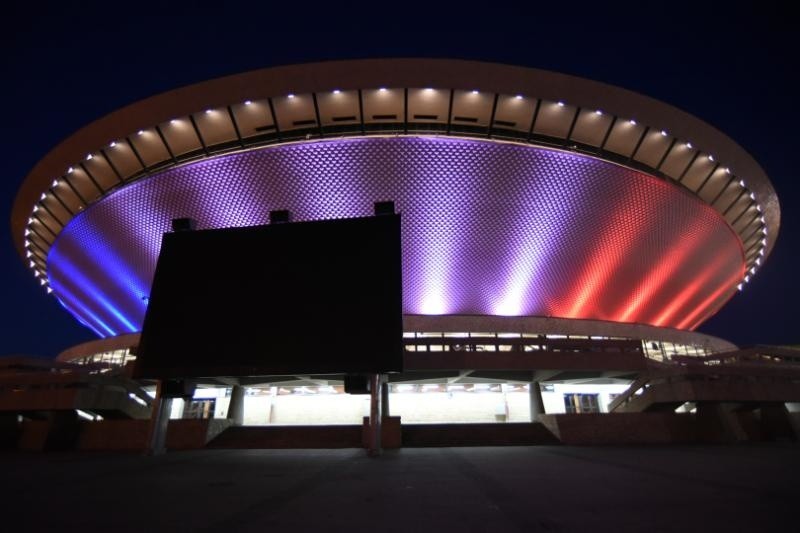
left=608, top=345, right=800, bottom=412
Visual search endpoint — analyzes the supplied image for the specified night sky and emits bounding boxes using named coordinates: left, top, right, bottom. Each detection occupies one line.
left=2, top=2, right=797, bottom=357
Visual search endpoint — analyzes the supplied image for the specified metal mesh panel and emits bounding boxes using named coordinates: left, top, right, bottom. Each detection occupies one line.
left=48, top=136, right=744, bottom=336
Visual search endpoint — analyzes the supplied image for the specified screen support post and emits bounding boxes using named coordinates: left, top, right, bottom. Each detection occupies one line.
left=146, top=380, right=172, bottom=455
left=367, top=373, right=383, bottom=457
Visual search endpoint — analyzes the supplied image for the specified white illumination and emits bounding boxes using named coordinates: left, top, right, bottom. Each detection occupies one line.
left=424, top=88, right=434, bottom=92
left=333, top=89, right=341, bottom=94
left=661, top=130, right=668, bottom=136
left=170, top=119, right=178, bottom=125
left=109, top=141, right=116, bottom=147
left=557, top=101, right=565, bottom=107
left=751, top=267, right=757, bottom=275
left=205, top=109, right=212, bottom=114
left=737, top=283, right=743, bottom=291
left=85, top=154, right=93, bottom=160
left=52, top=180, right=58, bottom=187
left=26, top=251, right=32, bottom=258
left=515, top=94, right=523, bottom=100
left=739, top=180, right=746, bottom=187
left=378, top=87, right=387, bottom=92
left=128, top=393, right=148, bottom=407
left=33, top=206, right=38, bottom=213
left=708, top=154, right=714, bottom=161
left=67, top=166, right=74, bottom=174
left=595, top=109, right=603, bottom=115
left=27, top=217, right=34, bottom=224
left=761, top=238, right=767, bottom=245
left=745, top=275, right=750, bottom=283
left=46, top=287, right=53, bottom=294
left=24, top=229, right=30, bottom=236
left=137, top=130, right=144, bottom=136
left=750, top=192, right=756, bottom=200
left=471, top=90, right=479, bottom=95
left=40, top=193, right=46, bottom=200
left=33, top=271, right=39, bottom=278
left=24, top=240, right=30, bottom=247
left=287, top=93, right=295, bottom=99
left=725, top=167, right=731, bottom=174
left=759, top=249, right=765, bottom=256
left=76, top=409, right=94, bottom=421
left=29, top=260, right=34, bottom=267
left=629, top=119, right=637, bottom=125
left=686, top=142, right=692, bottom=149
left=756, top=258, right=761, bottom=265
left=756, top=205, right=762, bottom=212
left=762, top=227, right=768, bottom=235
left=244, top=100, right=252, bottom=105
left=40, top=278, right=46, bottom=286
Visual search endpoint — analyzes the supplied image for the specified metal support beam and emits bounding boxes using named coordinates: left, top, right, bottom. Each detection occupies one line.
left=367, top=373, right=382, bottom=457
left=529, top=381, right=546, bottom=422
left=146, top=380, right=172, bottom=456
left=227, top=384, right=245, bottom=426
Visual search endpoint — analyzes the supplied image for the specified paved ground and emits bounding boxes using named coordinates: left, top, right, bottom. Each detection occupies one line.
left=2, top=445, right=797, bottom=532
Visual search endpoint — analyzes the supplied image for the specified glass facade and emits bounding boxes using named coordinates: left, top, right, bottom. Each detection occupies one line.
left=73, top=348, right=136, bottom=369
left=404, top=331, right=713, bottom=361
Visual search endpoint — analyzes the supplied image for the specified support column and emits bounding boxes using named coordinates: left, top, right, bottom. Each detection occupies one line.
left=227, top=385, right=245, bottom=426
left=381, top=380, right=390, bottom=418
left=368, top=374, right=382, bottom=457
left=146, top=381, right=173, bottom=455
left=530, top=381, right=546, bottom=422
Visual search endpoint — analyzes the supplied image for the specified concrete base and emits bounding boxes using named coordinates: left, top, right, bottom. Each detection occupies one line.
left=402, top=422, right=559, bottom=447
left=540, top=413, right=698, bottom=445
left=208, top=425, right=362, bottom=448
left=540, top=410, right=800, bottom=445
left=6, top=409, right=799, bottom=451
left=362, top=416, right=402, bottom=449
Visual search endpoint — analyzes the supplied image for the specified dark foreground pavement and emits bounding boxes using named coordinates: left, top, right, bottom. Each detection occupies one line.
left=1, top=445, right=797, bottom=532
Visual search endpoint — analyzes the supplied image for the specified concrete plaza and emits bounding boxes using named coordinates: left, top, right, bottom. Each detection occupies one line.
left=2, top=444, right=796, bottom=531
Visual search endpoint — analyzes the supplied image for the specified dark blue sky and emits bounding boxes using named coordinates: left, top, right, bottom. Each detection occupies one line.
left=2, top=2, right=797, bottom=357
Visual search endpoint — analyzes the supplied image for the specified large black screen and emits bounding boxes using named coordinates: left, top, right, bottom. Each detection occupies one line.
left=133, top=214, right=403, bottom=378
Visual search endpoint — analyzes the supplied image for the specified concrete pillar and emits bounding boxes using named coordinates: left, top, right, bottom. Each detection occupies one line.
left=760, top=403, right=797, bottom=441
left=530, top=382, right=546, bottom=422
left=367, top=374, right=382, bottom=457
left=696, top=402, right=747, bottom=443
left=147, top=381, right=173, bottom=455
left=381, top=381, right=390, bottom=418
left=227, top=385, right=245, bottom=426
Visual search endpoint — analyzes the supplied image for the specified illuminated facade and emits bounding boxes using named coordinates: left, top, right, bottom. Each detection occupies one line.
left=12, top=60, right=779, bottom=393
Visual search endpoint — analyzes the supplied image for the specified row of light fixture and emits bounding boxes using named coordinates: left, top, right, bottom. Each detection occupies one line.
left=24, top=88, right=768, bottom=295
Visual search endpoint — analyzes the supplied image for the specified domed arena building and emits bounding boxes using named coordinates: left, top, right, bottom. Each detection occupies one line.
left=9, top=60, right=797, bottom=447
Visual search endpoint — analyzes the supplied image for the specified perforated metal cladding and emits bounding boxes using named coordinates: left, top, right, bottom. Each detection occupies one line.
left=47, top=137, right=744, bottom=337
